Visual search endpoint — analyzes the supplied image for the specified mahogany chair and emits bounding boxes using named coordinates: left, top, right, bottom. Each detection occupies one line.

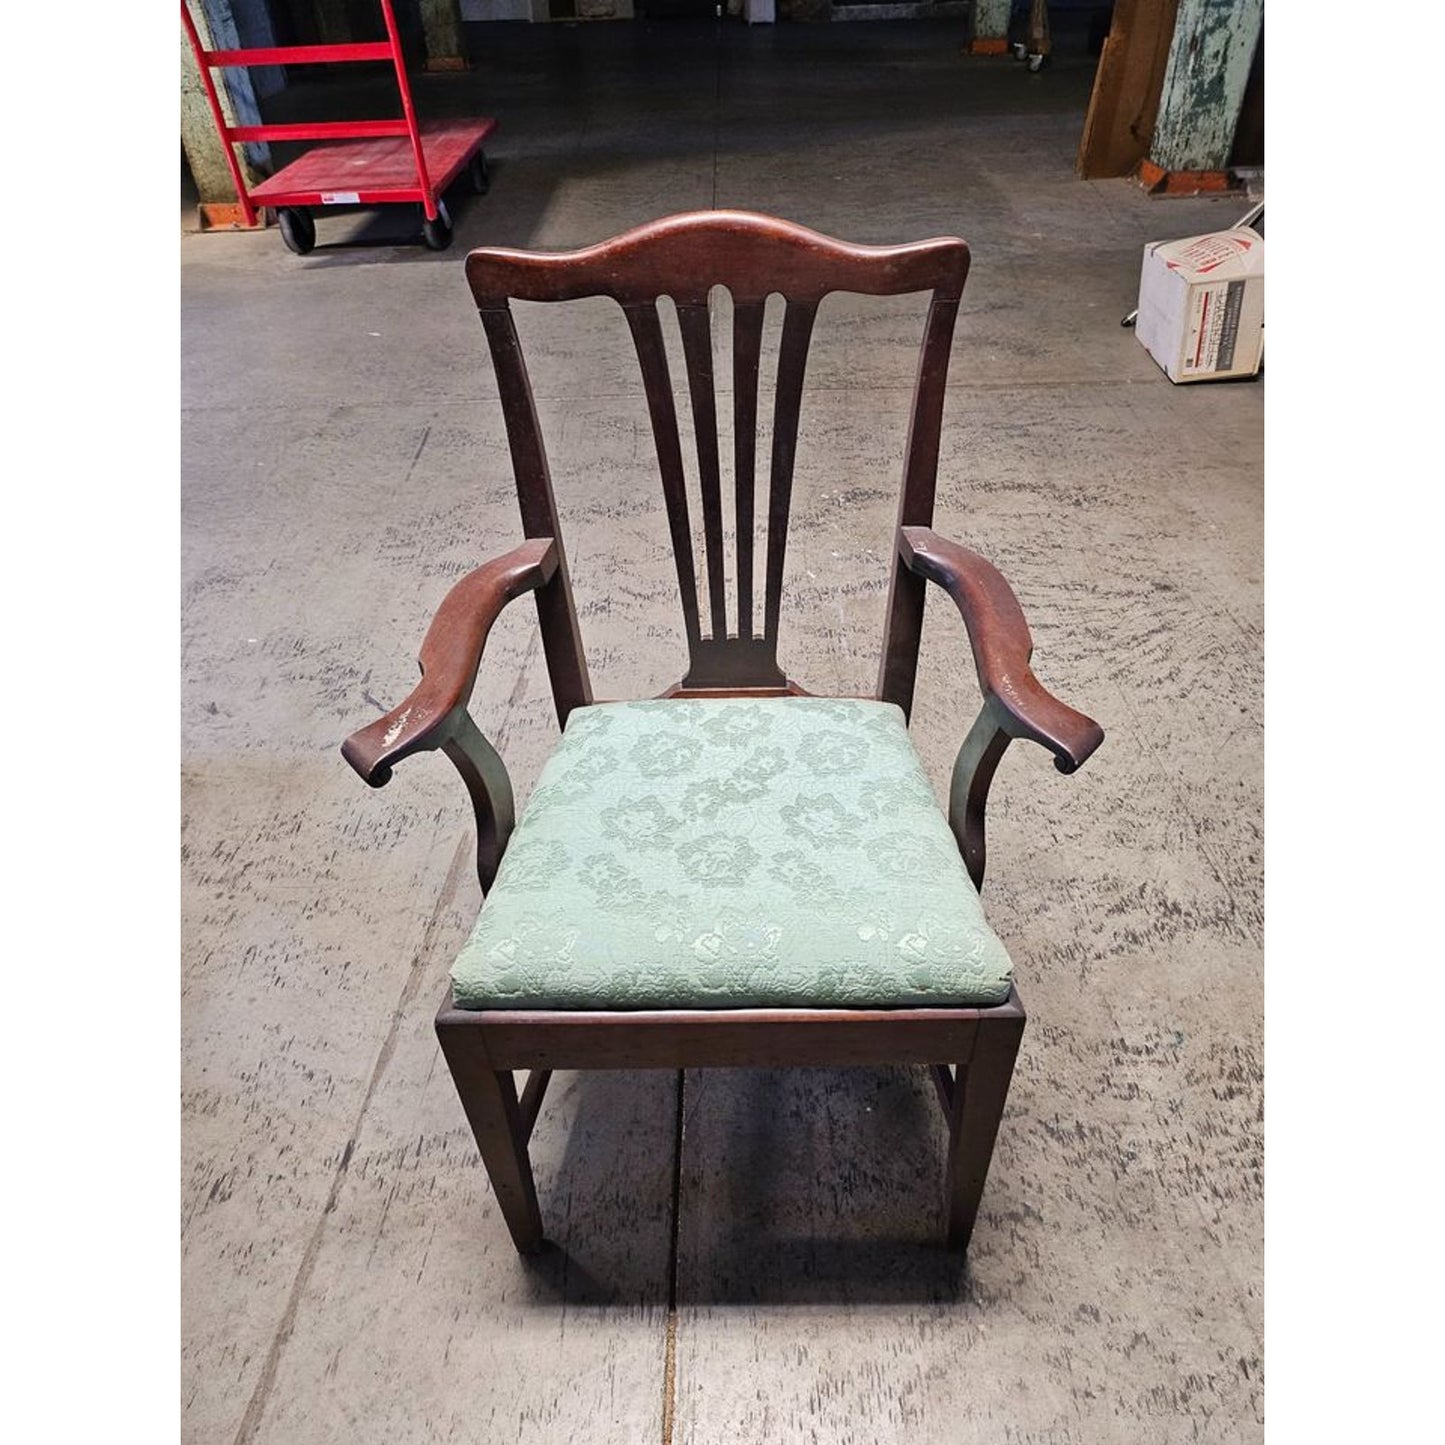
left=342, top=211, right=1103, bottom=1256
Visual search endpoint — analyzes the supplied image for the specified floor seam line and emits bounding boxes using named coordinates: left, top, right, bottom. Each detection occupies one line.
left=227, top=830, right=472, bottom=1445
left=660, top=1067, right=686, bottom=1445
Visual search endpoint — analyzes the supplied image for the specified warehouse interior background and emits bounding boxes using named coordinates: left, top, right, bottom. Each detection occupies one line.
left=174, top=5, right=1271, bottom=1439
left=16, top=2, right=1443, bottom=1442
left=177, top=6, right=1271, bottom=1441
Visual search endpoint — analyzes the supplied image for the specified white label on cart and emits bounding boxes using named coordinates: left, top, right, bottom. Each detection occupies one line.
left=320, top=192, right=360, bottom=205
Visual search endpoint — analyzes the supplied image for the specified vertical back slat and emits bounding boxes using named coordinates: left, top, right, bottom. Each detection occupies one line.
left=624, top=302, right=704, bottom=651
left=678, top=302, right=728, bottom=640
left=762, top=300, right=818, bottom=647
left=731, top=300, right=765, bottom=641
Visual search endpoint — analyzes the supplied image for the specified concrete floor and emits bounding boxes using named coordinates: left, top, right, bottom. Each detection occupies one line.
left=182, top=20, right=1262, bottom=1445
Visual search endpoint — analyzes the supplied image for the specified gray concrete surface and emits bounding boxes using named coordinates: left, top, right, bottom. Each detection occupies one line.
left=182, top=20, right=1262, bottom=1445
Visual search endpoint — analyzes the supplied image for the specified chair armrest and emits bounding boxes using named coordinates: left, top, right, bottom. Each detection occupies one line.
left=342, top=537, right=558, bottom=786
left=898, top=526, right=1103, bottom=774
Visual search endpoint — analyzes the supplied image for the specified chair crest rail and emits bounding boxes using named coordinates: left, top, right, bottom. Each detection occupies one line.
left=465, top=210, right=970, bottom=698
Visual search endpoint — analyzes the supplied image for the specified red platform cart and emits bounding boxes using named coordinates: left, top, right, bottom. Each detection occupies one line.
left=181, top=0, right=496, bottom=254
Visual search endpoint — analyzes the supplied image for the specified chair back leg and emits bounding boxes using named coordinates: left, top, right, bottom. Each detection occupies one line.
left=436, top=1020, right=545, bottom=1252
left=945, top=1011, right=1025, bottom=1251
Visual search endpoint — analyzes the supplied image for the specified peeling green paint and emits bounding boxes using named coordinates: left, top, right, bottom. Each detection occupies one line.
left=180, top=2, right=269, bottom=205
left=972, top=0, right=1012, bottom=37
left=420, top=0, right=465, bottom=63
left=1151, top=0, right=1264, bottom=172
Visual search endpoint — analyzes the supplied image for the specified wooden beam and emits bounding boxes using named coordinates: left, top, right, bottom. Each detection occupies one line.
left=1076, top=0, right=1181, bottom=180
left=966, top=0, right=1012, bottom=54
left=419, top=0, right=468, bottom=72
left=180, top=0, right=270, bottom=206
left=1149, top=0, right=1264, bottom=174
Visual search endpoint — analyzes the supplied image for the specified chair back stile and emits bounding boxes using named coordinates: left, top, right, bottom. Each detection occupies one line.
left=464, top=210, right=970, bottom=714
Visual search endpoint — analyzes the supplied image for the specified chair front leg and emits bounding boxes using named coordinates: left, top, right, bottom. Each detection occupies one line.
left=945, top=1006, right=1025, bottom=1251
left=436, top=1019, right=544, bottom=1253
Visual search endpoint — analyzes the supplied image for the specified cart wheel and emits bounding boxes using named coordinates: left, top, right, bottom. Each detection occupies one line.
left=1027, top=52, right=1047, bottom=73
left=277, top=208, right=315, bottom=256
left=421, top=206, right=453, bottom=252
left=468, top=151, right=491, bottom=196
left=1011, top=42, right=1028, bottom=60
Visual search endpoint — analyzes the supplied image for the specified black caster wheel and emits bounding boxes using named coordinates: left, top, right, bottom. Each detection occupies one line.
left=276, top=207, right=316, bottom=256
left=468, top=150, right=490, bottom=196
left=421, top=201, right=453, bottom=251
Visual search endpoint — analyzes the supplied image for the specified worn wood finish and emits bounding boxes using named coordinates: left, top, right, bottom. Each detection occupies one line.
left=893, top=525, right=1104, bottom=891
left=437, top=988, right=990, bottom=1072
left=1076, top=0, right=1182, bottom=180
left=341, top=537, right=556, bottom=889
left=948, top=708, right=1012, bottom=891
left=343, top=211, right=1104, bottom=1257
left=1149, top=0, right=1265, bottom=174
left=677, top=302, right=729, bottom=640
left=342, top=537, right=557, bottom=786
left=464, top=209, right=970, bottom=310
left=624, top=302, right=707, bottom=655
left=439, top=714, right=515, bottom=893
left=477, top=309, right=593, bottom=726
left=759, top=300, right=818, bottom=665
left=732, top=299, right=765, bottom=640
left=435, top=1018, right=544, bottom=1253
left=875, top=296, right=963, bottom=719
left=897, top=525, right=1105, bottom=772
left=946, top=998, right=1026, bottom=1251
left=467, top=211, right=967, bottom=698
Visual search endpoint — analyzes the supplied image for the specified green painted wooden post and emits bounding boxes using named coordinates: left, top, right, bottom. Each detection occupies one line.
left=309, top=0, right=352, bottom=45
left=967, top=0, right=1013, bottom=53
left=1149, top=0, right=1264, bottom=173
left=973, top=0, right=1011, bottom=35
left=420, top=0, right=467, bottom=71
left=180, top=1, right=269, bottom=214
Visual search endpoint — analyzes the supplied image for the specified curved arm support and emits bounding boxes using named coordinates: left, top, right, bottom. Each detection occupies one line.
left=897, top=526, right=1104, bottom=892
left=949, top=710, right=1012, bottom=892
left=897, top=526, right=1104, bottom=774
left=441, top=713, right=516, bottom=893
left=341, top=537, right=557, bottom=891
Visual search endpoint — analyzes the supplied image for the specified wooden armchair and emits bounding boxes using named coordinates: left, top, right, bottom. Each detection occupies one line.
left=342, top=211, right=1103, bottom=1256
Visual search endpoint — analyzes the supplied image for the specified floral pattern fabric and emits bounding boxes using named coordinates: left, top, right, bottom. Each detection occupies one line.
left=450, top=698, right=1015, bottom=1010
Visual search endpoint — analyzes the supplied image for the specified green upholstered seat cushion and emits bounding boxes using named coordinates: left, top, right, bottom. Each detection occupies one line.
left=450, top=698, right=1014, bottom=1010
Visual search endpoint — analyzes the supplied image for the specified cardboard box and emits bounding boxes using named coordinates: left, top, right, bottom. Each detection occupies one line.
left=1135, top=226, right=1263, bottom=383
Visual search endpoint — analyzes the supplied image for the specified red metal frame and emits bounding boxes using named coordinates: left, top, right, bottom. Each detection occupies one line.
left=181, top=0, right=488, bottom=228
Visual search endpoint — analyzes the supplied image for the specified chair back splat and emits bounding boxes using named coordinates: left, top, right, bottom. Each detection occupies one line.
left=464, top=210, right=971, bottom=712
